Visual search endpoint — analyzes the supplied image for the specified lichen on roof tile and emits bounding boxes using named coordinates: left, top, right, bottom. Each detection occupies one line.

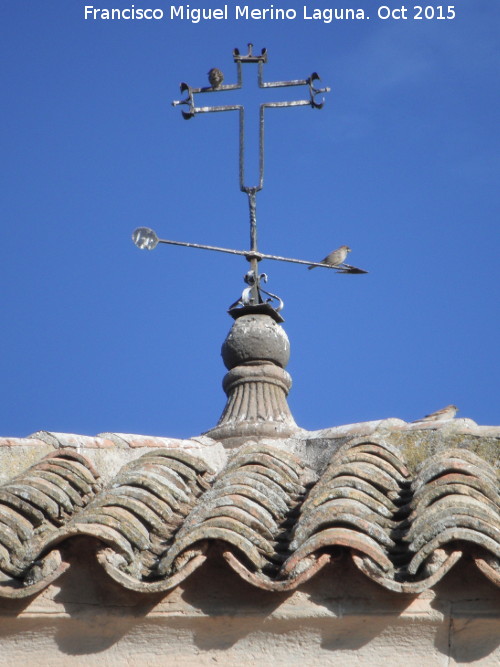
left=0, top=429, right=498, bottom=597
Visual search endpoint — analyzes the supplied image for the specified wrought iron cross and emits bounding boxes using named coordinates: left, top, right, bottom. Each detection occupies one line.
left=172, top=44, right=328, bottom=242
left=133, top=45, right=366, bottom=320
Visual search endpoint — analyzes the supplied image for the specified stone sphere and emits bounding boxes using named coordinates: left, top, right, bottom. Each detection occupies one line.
left=221, top=314, right=290, bottom=370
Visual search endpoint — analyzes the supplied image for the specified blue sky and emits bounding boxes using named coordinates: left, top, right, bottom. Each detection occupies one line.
left=2, top=1, right=499, bottom=438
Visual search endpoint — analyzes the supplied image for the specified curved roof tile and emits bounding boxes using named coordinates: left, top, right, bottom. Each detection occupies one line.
left=0, top=449, right=101, bottom=596
left=0, top=439, right=498, bottom=597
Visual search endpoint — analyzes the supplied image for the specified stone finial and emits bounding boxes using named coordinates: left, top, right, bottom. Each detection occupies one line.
left=206, top=313, right=299, bottom=446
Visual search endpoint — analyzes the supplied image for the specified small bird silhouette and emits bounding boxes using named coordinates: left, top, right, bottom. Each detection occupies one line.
left=412, top=405, right=458, bottom=423
left=308, top=245, right=351, bottom=270
left=208, top=68, right=224, bottom=88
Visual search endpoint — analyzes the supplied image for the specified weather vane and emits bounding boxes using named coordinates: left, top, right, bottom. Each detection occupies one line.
left=133, top=44, right=367, bottom=321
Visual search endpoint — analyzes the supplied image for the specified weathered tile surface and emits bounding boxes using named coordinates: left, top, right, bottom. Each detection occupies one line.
left=0, top=435, right=498, bottom=598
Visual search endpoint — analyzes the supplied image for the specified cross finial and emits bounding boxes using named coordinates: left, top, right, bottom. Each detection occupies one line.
left=172, top=43, right=329, bottom=197
left=171, top=45, right=335, bottom=316
left=134, top=47, right=366, bottom=321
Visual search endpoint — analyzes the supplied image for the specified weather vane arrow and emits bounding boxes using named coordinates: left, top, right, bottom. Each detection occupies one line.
left=133, top=44, right=367, bottom=321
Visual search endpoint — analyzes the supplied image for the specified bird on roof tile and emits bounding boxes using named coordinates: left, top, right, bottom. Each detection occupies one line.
left=307, top=245, right=351, bottom=270
left=208, top=68, right=224, bottom=88
left=412, top=405, right=458, bottom=423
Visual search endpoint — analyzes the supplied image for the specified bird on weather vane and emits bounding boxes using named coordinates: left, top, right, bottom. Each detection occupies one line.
left=133, top=45, right=367, bottom=318
left=307, top=245, right=351, bottom=270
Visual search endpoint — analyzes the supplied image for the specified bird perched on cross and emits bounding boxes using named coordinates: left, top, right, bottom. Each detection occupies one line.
left=208, top=68, right=224, bottom=88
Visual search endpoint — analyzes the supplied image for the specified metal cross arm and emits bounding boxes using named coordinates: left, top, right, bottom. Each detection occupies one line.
left=132, top=227, right=368, bottom=274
